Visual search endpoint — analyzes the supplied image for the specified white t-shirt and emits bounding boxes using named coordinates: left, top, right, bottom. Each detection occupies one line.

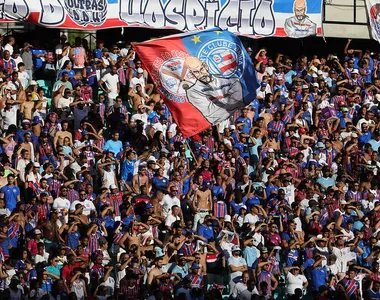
left=129, top=76, right=145, bottom=91
left=228, top=256, right=247, bottom=281
left=70, top=199, right=96, bottom=216
left=101, top=73, right=119, bottom=99
left=1, top=106, right=18, bottom=130
left=53, top=197, right=70, bottom=211
left=286, top=272, right=307, bottom=295
left=243, top=213, right=259, bottom=225
left=165, top=214, right=181, bottom=227
left=160, top=194, right=180, bottom=218
left=57, top=96, right=73, bottom=109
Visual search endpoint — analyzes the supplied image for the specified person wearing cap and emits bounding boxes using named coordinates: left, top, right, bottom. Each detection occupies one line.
left=228, top=245, right=247, bottom=294
left=184, top=262, right=204, bottom=290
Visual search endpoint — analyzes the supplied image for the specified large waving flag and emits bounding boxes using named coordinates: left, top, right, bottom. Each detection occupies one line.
left=134, top=29, right=259, bottom=138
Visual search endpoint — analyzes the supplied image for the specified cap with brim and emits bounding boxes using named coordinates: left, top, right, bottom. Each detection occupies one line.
left=261, top=247, right=268, bottom=253
left=161, top=148, right=169, bottom=154
left=110, top=184, right=117, bottom=190
left=102, top=48, right=109, bottom=52
left=34, top=229, right=42, bottom=234
left=224, top=215, right=232, bottom=222
left=33, top=162, right=40, bottom=168
left=342, top=107, right=349, bottom=112
left=231, top=245, right=241, bottom=252
left=145, top=203, right=154, bottom=209
left=191, top=263, right=200, bottom=269
left=22, top=119, right=31, bottom=125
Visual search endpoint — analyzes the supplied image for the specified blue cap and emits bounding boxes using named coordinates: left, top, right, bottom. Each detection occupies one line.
left=123, top=141, right=131, bottom=147
left=246, top=47, right=253, bottom=52
left=261, top=82, right=267, bottom=87
left=81, top=130, right=89, bottom=136
left=145, top=203, right=154, bottom=209
left=191, top=263, right=200, bottom=269
left=32, top=116, right=42, bottom=125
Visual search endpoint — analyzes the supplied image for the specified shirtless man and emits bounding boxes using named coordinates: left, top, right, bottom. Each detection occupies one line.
left=192, top=183, right=212, bottom=231
left=146, top=257, right=165, bottom=293
left=21, top=133, right=35, bottom=161
left=40, top=212, right=62, bottom=249
left=20, top=92, right=35, bottom=120
left=54, top=120, right=73, bottom=150
left=132, top=165, right=149, bottom=194
left=150, top=190, right=165, bottom=222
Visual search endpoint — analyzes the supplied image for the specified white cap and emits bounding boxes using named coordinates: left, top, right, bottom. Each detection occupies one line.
left=317, top=70, right=323, bottom=75
left=375, top=94, right=380, bottom=101
left=310, top=66, right=318, bottom=73
left=30, top=80, right=38, bottom=85
left=33, top=162, right=40, bottom=168
left=351, top=69, right=359, bottom=74
left=302, top=84, right=309, bottom=89
left=316, top=234, right=323, bottom=239
left=268, top=148, right=274, bottom=153
left=137, top=68, right=144, bottom=74
left=313, top=83, right=319, bottom=88
left=241, top=205, right=247, bottom=210
left=110, top=184, right=117, bottom=189
left=232, top=245, right=241, bottom=252
left=229, top=125, right=236, bottom=130
left=34, top=229, right=42, bottom=234
left=312, top=73, right=318, bottom=78
left=224, top=215, right=232, bottom=222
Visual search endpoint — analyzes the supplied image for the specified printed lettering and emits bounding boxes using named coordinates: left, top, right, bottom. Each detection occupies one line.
left=164, top=0, right=186, bottom=30
left=119, top=0, right=144, bottom=24
left=64, top=0, right=107, bottom=26
left=39, top=0, right=65, bottom=26
left=144, top=0, right=165, bottom=27
left=238, top=0, right=256, bottom=34
left=204, top=0, right=220, bottom=29
left=253, top=0, right=275, bottom=36
left=3, top=0, right=29, bottom=20
left=218, top=0, right=240, bottom=32
left=185, top=0, right=205, bottom=30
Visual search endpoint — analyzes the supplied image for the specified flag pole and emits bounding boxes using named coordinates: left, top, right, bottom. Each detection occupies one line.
left=185, top=140, right=200, bottom=167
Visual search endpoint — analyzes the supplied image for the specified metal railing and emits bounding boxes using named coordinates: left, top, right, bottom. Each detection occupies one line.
left=323, top=0, right=368, bottom=26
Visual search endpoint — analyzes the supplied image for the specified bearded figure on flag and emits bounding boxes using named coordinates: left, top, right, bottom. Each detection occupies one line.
left=183, top=56, right=244, bottom=125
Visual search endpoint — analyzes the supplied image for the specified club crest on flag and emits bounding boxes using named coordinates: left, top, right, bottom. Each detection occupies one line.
left=198, top=39, right=245, bottom=78
left=134, top=29, right=259, bottom=137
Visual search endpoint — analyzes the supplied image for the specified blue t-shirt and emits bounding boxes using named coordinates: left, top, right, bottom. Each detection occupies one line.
left=59, top=69, right=75, bottom=78
left=311, top=267, right=328, bottom=291
left=68, top=231, right=81, bottom=250
left=151, top=176, right=169, bottom=191
left=235, top=116, right=252, bottom=134
left=121, top=159, right=135, bottom=182
left=31, top=49, right=46, bottom=69
left=1, top=185, right=20, bottom=212
left=317, top=177, right=335, bottom=190
left=197, top=224, right=214, bottom=242
left=104, top=140, right=123, bottom=155
left=368, top=139, right=380, bottom=152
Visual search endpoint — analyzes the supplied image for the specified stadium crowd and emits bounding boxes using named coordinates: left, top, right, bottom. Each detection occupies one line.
left=0, top=34, right=378, bottom=300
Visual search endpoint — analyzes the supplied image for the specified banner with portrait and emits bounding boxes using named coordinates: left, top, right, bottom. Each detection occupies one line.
left=134, top=29, right=259, bottom=137
left=366, top=0, right=380, bottom=43
left=0, top=0, right=323, bottom=38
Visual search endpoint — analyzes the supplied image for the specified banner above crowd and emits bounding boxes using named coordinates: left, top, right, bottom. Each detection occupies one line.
left=134, top=29, right=259, bottom=137
left=0, top=0, right=322, bottom=38
left=366, top=0, right=380, bottom=43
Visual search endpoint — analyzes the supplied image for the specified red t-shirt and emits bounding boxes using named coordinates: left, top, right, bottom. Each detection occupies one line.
left=61, top=264, right=75, bottom=282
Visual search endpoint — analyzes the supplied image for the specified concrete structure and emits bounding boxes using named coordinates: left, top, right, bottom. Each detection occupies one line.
left=322, top=0, right=371, bottom=39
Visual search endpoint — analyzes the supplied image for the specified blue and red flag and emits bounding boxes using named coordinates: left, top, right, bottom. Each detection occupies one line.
left=134, top=28, right=259, bottom=137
